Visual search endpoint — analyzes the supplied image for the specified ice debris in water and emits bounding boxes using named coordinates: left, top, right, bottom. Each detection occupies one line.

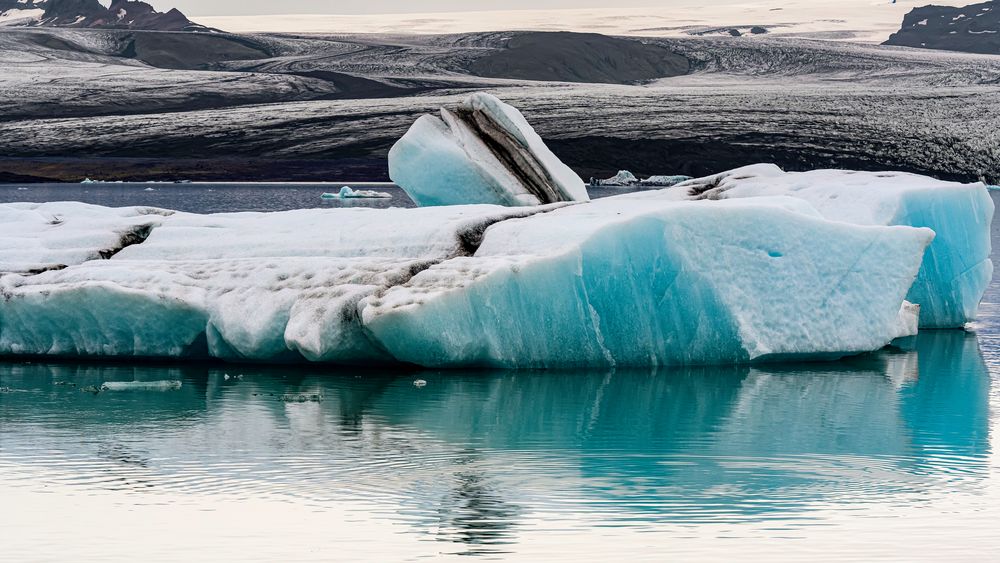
left=101, top=381, right=183, bottom=392
left=389, top=92, right=589, bottom=207
left=321, top=187, right=392, bottom=200
left=593, top=170, right=640, bottom=187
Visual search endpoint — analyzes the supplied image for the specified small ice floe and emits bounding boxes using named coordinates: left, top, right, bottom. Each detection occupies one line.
left=592, top=170, right=639, bottom=187
left=100, top=380, right=183, bottom=392
left=81, top=178, right=96, bottom=184
left=640, top=175, right=692, bottom=187
left=413, top=379, right=428, bottom=388
left=280, top=393, right=323, bottom=403
left=223, top=373, right=244, bottom=381
left=144, top=188, right=156, bottom=192
left=322, top=186, right=392, bottom=200
left=16, top=187, right=28, bottom=191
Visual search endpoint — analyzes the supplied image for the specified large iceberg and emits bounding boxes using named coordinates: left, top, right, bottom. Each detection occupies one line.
left=363, top=198, right=930, bottom=368
left=388, top=93, right=589, bottom=207
left=0, top=196, right=932, bottom=368
left=619, top=164, right=994, bottom=328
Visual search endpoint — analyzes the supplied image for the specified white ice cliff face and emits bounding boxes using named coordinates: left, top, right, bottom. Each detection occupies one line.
left=618, top=164, right=994, bottom=328
left=388, top=93, right=589, bottom=207
left=0, top=196, right=932, bottom=367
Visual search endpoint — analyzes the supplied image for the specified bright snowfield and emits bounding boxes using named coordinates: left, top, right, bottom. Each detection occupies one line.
left=389, top=93, right=589, bottom=207
left=617, top=164, right=995, bottom=328
left=197, top=0, right=970, bottom=43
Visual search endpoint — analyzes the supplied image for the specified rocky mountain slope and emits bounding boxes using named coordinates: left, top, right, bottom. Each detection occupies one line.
left=0, top=0, right=209, bottom=32
left=884, top=0, right=1000, bottom=54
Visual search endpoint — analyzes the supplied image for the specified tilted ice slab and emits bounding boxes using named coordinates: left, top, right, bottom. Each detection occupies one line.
left=389, top=93, right=589, bottom=207
left=616, top=164, right=995, bottom=328
left=0, top=196, right=932, bottom=367
left=363, top=197, right=933, bottom=368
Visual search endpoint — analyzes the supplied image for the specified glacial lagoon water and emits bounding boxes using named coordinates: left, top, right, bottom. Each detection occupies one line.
left=1, top=187, right=999, bottom=561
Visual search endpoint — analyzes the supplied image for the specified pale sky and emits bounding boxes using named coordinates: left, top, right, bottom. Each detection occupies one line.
left=152, top=0, right=691, bottom=16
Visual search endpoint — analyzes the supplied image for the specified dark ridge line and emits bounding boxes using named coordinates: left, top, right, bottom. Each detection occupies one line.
left=96, top=222, right=156, bottom=260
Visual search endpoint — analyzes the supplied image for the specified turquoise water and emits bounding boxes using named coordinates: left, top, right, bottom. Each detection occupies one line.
left=1, top=193, right=999, bottom=560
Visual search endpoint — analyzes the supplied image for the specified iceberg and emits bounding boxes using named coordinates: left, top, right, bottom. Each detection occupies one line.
left=363, top=197, right=931, bottom=368
left=388, top=93, right=589, bottom=207
left=618, top=165, right=993, bottom=328
left=0, top=196, right=933, bottom=367
left=321, top=186, right=392, bottom=200
left=640, top=175, right=692, bottom=187
left=593, top=170, right=639, bottom=187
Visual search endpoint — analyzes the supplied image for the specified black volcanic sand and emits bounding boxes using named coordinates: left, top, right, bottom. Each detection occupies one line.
left=466, top=32, right=690, bottom=84
left=0, top=157, right=392, bottom=183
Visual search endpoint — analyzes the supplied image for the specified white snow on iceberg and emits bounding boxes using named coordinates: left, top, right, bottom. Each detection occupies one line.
left=615, top=164, right=994, bottom=328
left=389, top=93, right=589, bottom=207
left=0, top=202, right=170, bottom=274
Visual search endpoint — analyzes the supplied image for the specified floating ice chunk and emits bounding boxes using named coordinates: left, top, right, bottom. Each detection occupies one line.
left=363, top=197, right=933, bottom=369
left=389, top=93, right=589, bottom=207
left=321, top=186, right=392, bottom=199
left=101, top=381, right=183, bottom=392
left=619, top=165, right=993, bottom=328
left=594, top=170, right=639, bottom=187
left=640, top=175, right=692, bottom=187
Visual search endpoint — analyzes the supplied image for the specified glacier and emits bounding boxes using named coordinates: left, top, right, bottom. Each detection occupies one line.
left=388, top=93, right=589, bottom=207
left=0, top=195, right=933, bottom=368
left=617, top=164, right=993, bottom=328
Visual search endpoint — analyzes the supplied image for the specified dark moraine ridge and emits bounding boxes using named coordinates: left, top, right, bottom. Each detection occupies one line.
left=465, top=32, right=690, bottom=84
left=884, top=0, right=1000, bottom=54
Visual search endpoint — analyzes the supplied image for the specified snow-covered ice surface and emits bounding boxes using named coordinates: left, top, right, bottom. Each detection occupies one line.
left=0, top=202, right=172, bottom=274
left=389, top=93, right=589, bottom=207
left=0, top=194, right=935, bottom=367
left=618, top=165, right=995, bottom=328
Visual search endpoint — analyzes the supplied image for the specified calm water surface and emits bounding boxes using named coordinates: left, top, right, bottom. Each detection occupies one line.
left=0, top=182, right=634, bottom=213
left=1, top=187, right=999, bottom=561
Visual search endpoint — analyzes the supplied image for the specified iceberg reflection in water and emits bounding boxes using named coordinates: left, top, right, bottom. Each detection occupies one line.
left=0, top=331, right=991, bottom=558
